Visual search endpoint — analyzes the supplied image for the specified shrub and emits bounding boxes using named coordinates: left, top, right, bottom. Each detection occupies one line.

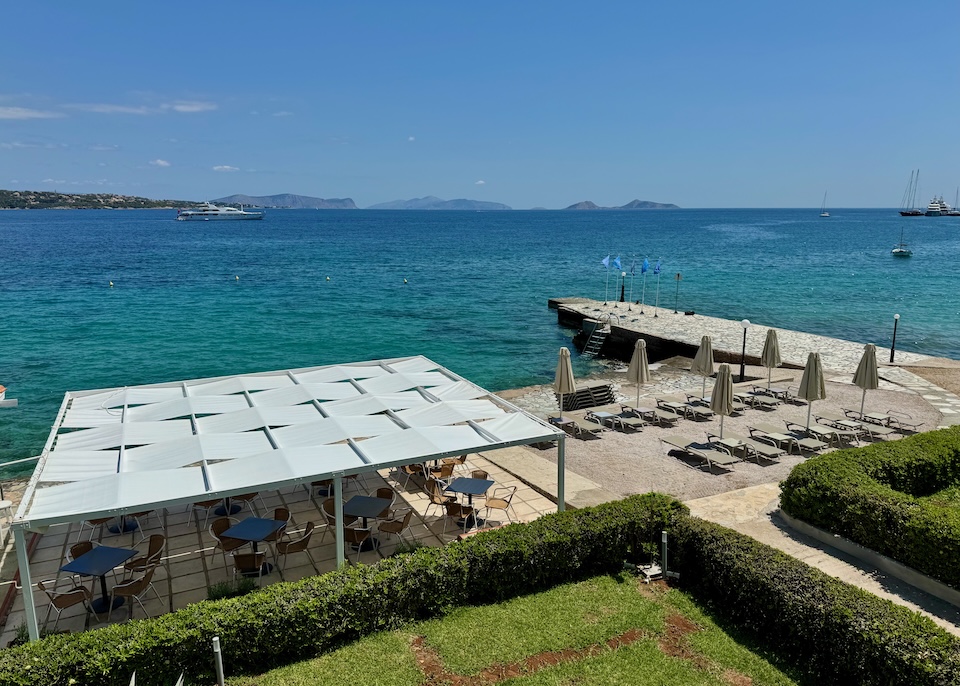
left=206, top=578, right=258, bottom=602
left=0, top=493, right=685, bottom=686
left=669, top=516, right=960, bottom=686
left=780, top=426, right=960, bottom=587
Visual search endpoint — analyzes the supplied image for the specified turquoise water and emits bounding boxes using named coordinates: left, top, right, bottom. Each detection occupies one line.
left=1, top=208, right=956, bottom=469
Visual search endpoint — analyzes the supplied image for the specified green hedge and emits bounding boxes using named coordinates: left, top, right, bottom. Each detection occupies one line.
left=0, top=493, right=685, bottom=686
left=780, top=426, right=960, bottom=588
left=669, top=516, right=960, bottom=686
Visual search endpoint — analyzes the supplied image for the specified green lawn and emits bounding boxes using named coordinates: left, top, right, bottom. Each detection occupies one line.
left=228, top=573, right=804, bottom=685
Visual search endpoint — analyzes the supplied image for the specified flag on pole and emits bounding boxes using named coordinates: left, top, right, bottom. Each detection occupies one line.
left=601, top=255, right=610, bottom=268
left=612, top=256, right=622, bottom=270
left=654, top=259, right=662, bottom=275
left=641, top=258, right=649, bottom=274
left=630, top=260, right=636, bottom=276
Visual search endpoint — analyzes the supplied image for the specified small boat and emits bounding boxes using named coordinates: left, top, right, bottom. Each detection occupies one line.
left=176, top=202, right=264, bottom=221
left=0, top=384, right=17, bottom=408
left=891, top=230, right=912, bottom=257
left=819, top=191, right=830, bottom=217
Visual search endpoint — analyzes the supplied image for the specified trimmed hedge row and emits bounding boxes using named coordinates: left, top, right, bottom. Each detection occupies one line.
left=0, top=493, right=685, bottom=686
left=669, top=515, right=960, bottom=686
left=780, top=426, right=960, bottom=588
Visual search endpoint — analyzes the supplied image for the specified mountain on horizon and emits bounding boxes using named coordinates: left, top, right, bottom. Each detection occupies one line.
left=367, top=196, right=512, bottom=210
left=564, top=199, right=679, bottom=210
left=212, top=193, right=357, bottom=209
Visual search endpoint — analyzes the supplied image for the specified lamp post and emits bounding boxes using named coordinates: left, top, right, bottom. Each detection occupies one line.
left=673, top=273, right=682, bottom=313
left=890, top=313, right=900, bottom=363
left=619, top=272, right=626, bottom=303
left=739, top=319, right=751, bottom=382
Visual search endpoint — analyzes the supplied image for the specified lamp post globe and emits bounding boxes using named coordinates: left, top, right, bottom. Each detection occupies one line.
left=739, top=319, right=751, bottom=382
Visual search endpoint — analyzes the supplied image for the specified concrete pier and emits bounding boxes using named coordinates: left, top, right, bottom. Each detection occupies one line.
left=550, top=297, right=930, bottom=375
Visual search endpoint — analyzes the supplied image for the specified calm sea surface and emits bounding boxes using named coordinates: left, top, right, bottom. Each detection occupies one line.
left=0, top=208, right=955, bottom=470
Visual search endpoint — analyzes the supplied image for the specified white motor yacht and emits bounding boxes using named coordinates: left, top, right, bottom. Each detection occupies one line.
left=176, top=202, right=264, bottom=221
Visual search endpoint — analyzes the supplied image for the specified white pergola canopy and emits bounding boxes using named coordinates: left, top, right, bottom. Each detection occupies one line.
left=15, top=356, right=564, bottom=530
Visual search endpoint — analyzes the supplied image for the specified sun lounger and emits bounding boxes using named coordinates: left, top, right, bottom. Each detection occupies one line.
left=734, top=392, right=780, bottom=410
left=656, top=398, right=692, bottom=418
left=721, top=431, right=786, bottom=462
left=748, top=422, right=821, bottom=454
left=549, top=416, right=604, bottom=440
left=885, top=411, right=922, bottom=433
left=622, top=403, right=681, bottom=427
left=846, top=409, right=921, bottom=434
left=660, top=436, right=739, bottom=472
left=585, top=408, right=646, bottom=432
left=813, top=412, right=869, bottom=440
left=786, top=421, right=856, bottom=448
left=685, top=404, right=715, bottom=421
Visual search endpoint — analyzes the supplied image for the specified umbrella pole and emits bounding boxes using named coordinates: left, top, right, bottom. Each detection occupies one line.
left=768, top=367, right=772, bottom=389
left=636, top=384, right=640, bottom=410
left=806, top=402, right=813, bottom=429
left=702, top=377, right=707, bottom=399
left=719, top=414, right=725, bottom=439
left=859, top=388, right=867, bottom=418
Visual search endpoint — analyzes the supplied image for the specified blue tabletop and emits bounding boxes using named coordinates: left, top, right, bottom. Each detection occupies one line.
left=343, top=496, right=392, bottom=519
left=222, top=517, right=286, bottom=543
left=445, top=477, right=494, bottom=496
left=61, top=545, right=137, bottom=577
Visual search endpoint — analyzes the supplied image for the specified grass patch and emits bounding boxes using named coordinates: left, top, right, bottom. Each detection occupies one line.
left=229, top=573, right=803, bottom=686
left=227, top=632, right=420, bottom=686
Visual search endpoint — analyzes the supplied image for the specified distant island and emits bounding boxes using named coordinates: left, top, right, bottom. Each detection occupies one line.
left=0, top=190, right=189, bottom=210
left=367, top=196, right=512, bottom=211
left=564, top=199, right=679, bottom=210
left=213, top=193, right=357, bottom=209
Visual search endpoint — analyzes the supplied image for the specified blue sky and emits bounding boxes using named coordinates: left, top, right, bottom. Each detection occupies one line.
left=2, top=1, right=957, bottom=208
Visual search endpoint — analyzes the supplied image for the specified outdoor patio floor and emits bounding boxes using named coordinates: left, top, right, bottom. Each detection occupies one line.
left=0, top=452, right=557, bottom=646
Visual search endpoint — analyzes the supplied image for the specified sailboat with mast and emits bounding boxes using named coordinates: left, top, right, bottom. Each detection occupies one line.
left=891, top=229, right=912, bottom=257
left=819, top=192, right=829, bottom=217
left=899, top=169, right=924, bottom=216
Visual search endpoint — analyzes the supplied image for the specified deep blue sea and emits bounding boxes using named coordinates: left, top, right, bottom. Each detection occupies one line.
left=0, top=208, right=955, bottom=471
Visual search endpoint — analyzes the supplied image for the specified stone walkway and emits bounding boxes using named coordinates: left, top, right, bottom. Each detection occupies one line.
left=686, top=484, right=960, bottom=636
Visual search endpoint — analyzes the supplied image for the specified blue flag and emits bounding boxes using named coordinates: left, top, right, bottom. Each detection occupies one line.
left=601, top=255, right=610, bottom=268
left=654, top=259, right=662, bottom=275
left=612, top=256, right=622, bottom=271
left=641, top=258, right=649, bottom=274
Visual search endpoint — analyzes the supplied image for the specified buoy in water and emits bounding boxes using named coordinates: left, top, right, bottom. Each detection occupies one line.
left=326, top=276, right=331, bottom=281
left=403, top=278, right=408, bottom=284
left=235, top=275, right=240, bottom=281
left=109, top=281, right=114, bottom=287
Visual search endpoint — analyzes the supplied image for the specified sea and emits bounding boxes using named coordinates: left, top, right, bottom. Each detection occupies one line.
left=0, top=208, right=956, bottom=472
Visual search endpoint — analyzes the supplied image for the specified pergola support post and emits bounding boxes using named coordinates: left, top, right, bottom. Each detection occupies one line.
left=557, top=435, right=566, bottom=512
left=14, top=527, right=39, bottom=640
left=333, top=475, right=345, bottom=568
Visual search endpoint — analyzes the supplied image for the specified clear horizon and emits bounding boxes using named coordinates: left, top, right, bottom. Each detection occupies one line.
left=2, top=1, right=957, bottom=209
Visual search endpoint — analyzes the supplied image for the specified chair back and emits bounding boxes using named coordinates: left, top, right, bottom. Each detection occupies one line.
left=471, top=470, right=489, bottom=480
left=39, top=579, right=88, bottom=609
left=397, top=508, right=414, bottom=528
left=433, top=463, right=454, bottom=480
left=232, top=551, right=266, bottom=574
left=375, top=487, right=394, bottom=501
left=321, top=498, right=336, bottom=523
left=343, top=527, right=370, bottom=545
left=145, top=534, right=166, bottom=562
left=274, top=507, right=291, bottom=523
left=280, top=522, right=315, bottom=554
left=115, top=566, right=156, bottom=597
left=69, top=541, right=93, bottom=562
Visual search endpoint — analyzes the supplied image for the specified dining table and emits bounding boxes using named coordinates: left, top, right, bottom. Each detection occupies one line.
left=444, top=477, right=494, bottom=528
left=342, top=495, right=392, bottom=551
left=222, top=517, right=287, bottom=576
left=60, top=544, right=138, bottom=614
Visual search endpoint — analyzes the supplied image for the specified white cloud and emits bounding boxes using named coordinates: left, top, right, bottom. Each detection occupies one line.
left=213, top=165, right=239, bottom=172
left=150, top=159, right=171, bottom=167
left=475, top=180, right=486, bottom=185
left=408, top=136, right=415, bottom=142
left=89, top=144, right=119, bottom=151
left=272, top=110, right=293, bottom=117
left=65, top=103, right=151, bottom=115
left=0, top=107, right=64, bottom=120
left=165, top=101, right=217, bottom=113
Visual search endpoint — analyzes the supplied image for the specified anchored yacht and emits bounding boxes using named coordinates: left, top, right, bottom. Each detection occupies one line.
left=176, top=202, right=264, bottom=221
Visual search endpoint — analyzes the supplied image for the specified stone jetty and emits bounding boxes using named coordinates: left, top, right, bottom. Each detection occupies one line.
left=549, top=297, right=930, bottom=375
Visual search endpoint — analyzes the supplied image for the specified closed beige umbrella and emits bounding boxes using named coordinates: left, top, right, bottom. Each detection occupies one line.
left=626, top=339, right=651, bottom=408
left=690, top=335, right=715, bottom=399
left=761, top=329, right=782, bottom=390
left=554, top=347, right=576, bottom=421
left=798, top=352, right=826, bottom=428
left=852, top=343, right=879, bottom=418
left=710, top=363, right=734, bottom=439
